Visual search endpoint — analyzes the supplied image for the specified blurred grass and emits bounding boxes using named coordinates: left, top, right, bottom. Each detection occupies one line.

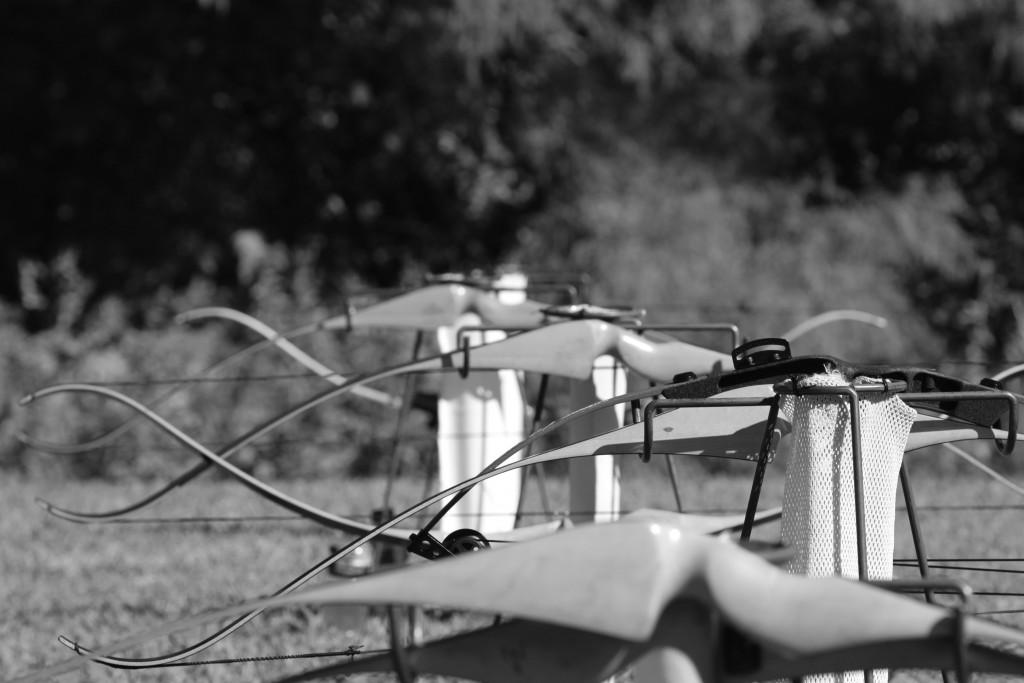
left=0, top=475, right=397, bottom=682
left=4, top=460, right=1024, bottom=681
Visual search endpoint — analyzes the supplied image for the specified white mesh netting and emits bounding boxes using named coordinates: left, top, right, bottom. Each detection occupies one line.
left=780, top=371, right=917, bottom=683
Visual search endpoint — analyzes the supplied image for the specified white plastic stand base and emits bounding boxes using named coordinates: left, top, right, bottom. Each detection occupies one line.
left=435, top=274, right=527, bottom=536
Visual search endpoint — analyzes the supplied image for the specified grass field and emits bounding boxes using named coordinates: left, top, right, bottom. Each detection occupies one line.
left=4, top=453, right=1024, bottom=682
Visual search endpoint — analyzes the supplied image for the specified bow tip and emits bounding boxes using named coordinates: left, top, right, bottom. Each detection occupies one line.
left=56, top=635, right=83, bottom=654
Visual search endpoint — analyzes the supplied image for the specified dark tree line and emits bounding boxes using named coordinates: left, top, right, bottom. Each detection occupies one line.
left=0, top=0, right=574, bottom=327
left=4, top=0, right=1024, bottom=346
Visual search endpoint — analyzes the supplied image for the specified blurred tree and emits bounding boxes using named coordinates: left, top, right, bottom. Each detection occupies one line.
left=4, top=0, right=1024, bottom=368
left=750, top=0, right=1024, bottom=361
left=0, top=0, right=574, bottom=327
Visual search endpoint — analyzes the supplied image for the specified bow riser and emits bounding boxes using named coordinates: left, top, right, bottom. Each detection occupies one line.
left=613, top=330, right=729, bottom=383
left=322, top=283, right=549, bottom=331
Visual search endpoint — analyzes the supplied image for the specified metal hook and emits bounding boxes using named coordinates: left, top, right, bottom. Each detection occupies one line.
left=899, top=390, right=1019, bottom=456
left=869, top=578, right=974, bottom=683
left=458, top=336, right=471, bottom=379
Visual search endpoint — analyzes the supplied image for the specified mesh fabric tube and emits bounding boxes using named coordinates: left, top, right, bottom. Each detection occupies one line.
left=780, top=372, right=916, bottom=683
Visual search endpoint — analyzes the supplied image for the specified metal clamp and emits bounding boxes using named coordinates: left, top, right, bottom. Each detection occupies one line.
left=899, top=390, right=1019, bottom=456
left=869, top=578, right=974, bottom=682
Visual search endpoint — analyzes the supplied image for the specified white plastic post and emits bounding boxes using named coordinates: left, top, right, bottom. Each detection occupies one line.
left=435, top=273, right=528, bottom=536
left=567, top=355, right=628, bottom=525
left=568, top=357, right=685, bottom=683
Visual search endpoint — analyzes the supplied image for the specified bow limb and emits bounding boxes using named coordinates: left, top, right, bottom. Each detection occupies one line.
left=176, top=307, right=400, bottom=407
left=990, top=362, right=1024, bottom=384
left=17, top=320, right=326, bottom=455
left=36, top=461, right=214, bottom=522
left=906, top=414, right=1022, bottom=451
left=781, top=309, right=889, bottom=343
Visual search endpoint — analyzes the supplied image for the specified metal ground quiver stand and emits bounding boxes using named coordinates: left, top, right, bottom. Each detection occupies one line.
left=639, top=337, right=1023, bottom=683
left=773, top=371, right=1019, bottom=683
left=776, top=373, right=915, bottom=683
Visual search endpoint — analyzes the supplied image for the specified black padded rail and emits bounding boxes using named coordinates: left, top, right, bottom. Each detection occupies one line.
left=663, top=352, right=1021, bottom=429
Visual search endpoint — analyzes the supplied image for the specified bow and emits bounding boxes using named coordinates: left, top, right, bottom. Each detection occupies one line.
left=22, top=320, right=730, bottom=522
left=14, top=519, right=1024, bottom=683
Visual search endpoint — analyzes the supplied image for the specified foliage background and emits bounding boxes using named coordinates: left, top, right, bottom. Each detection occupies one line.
left=4, top=0, right=1024, bottom=478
